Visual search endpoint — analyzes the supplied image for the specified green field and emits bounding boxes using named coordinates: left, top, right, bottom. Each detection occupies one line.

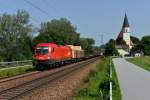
left=74, top=58, right=121, bottom=100
left=127, top=56, right=150, bottom=71
left=0, top=66, right=35, bottom=79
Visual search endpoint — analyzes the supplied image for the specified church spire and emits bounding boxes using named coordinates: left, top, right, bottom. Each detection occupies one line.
left=122, top=13, right=130, bottom=28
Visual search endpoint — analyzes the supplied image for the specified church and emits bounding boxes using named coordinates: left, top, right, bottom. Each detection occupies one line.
left=116, top=14, right=134, bottom=56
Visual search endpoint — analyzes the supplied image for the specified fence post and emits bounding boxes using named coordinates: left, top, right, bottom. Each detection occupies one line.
left=99, top=90, right=103, bottom=100
left=110, top=57, right=112, bottom=100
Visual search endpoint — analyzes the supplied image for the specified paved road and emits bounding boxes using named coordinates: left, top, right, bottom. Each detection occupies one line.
left=113, top=58, right=150, bottom=100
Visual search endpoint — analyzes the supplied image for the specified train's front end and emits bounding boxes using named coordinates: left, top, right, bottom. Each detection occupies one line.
left=33, top=43, right=55, bottom=70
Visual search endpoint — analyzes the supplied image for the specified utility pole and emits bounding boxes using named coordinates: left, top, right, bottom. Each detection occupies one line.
left=100, top=34, right=104, bottom=56
left=100, top=34, right=103, bottom=45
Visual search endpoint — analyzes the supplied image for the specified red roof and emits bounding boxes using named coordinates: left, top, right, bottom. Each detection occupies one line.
left=117, top=29, right=123, bottom=39
left=130, top=40, right=134, bottom=46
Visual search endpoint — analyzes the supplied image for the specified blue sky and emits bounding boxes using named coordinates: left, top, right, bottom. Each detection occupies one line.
left=0, top=0, right=150, bottom=45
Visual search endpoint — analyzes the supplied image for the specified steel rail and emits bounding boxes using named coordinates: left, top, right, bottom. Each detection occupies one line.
left=0, top=57, right=97, bottom=84
left=0, top=57, right=100, bottom=100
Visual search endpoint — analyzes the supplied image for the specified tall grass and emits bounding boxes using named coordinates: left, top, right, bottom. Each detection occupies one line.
left=0, top=66, right=35, bottom=78
left=111, top=59, right=122, bottom=100
left=74, top=58, right=122, bottom=100
left=127, top=56, right=150, bottom=71
left=74, top=58, right=110, bottom=100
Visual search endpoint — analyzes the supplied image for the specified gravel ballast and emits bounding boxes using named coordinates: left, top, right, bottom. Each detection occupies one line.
left=19, top=59, right=100, bottom=100
left=0, top=61, right=88, bottom=93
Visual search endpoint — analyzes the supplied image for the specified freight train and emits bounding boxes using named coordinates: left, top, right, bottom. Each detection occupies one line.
left=33, top=43, right=99, bottom=70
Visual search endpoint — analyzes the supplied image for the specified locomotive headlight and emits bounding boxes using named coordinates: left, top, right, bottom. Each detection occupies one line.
left=47, top=56, right=50, bottom=59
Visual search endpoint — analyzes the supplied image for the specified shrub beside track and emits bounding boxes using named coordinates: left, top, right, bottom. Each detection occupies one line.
left=0, top=66, right=35, bottom=79
left=74, top=57, right=121, bottom=100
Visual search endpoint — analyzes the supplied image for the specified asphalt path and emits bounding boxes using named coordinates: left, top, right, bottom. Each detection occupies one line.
left=113, top=58, right=150, bottom=100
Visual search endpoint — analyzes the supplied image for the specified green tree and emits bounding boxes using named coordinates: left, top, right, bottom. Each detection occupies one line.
left=130, top=36, right=140, bottom=45
left=33, top=18, right=95, bottom=55
left=131, top=35, right=150, bottom=55
left=34, top=18, right=79, bottom=46
left=104, top=39, right=118, bottom=56
left=92, top=46, right=101, bottom=55
left=141, top=36, right=150, bottom=55
left=0, top=10, right=32, bottom=61
left=79, top=38, right=95, bottom=55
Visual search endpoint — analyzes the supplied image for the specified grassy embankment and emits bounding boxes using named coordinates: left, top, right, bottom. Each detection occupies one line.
left=127, top=56, right=150, bottom=71
left=74, top=57, right=121, bottom=100
left=0, top=66, right=35, bottom=79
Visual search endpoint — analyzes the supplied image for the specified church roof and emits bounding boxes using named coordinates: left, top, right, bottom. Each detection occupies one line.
left=117, top=14, right=130, bottom=40
left=122, top=14, right=130, bottom=27
left=130, top=39, right=134, bottom=46
left=117, top=29, right=123, bottom=38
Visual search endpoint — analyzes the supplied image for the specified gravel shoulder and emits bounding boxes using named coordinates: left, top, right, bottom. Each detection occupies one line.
left=0, top=62, right=87, bottom=93
left=19, top=59, right=100, bottom=100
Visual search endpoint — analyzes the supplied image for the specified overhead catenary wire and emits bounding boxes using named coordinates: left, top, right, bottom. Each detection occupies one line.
left=43, top=0, right=64, bottom=16
left=23, top=0, right=54, bottom=19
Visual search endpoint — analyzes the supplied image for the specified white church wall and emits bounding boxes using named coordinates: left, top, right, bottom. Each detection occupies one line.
left=123, top=32, right=130, bottom=46
left=117, top=49, right=129, bottom=56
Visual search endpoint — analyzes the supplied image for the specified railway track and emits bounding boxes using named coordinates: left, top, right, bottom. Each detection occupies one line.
left=0, top=57, right=100, bottom=100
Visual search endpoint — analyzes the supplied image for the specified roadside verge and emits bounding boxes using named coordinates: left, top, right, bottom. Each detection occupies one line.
left=74, top=57, right=122, bottom=100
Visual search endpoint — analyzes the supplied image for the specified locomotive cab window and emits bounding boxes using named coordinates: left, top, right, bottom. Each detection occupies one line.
left=36, top=46, right=49, bottom=54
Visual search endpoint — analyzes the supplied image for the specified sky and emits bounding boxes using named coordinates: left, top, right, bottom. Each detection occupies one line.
left=0, top=0, right=150, bottom=46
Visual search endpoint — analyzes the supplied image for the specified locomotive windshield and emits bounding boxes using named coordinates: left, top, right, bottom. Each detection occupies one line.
left=36, top=46, right=49, bottom=54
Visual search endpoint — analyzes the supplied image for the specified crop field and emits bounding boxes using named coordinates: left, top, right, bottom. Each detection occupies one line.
left=127, top=56, right=150, bottom=71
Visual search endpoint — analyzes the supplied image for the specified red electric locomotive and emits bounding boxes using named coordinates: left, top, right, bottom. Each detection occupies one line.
left=33, top=43, right=84, bottom=70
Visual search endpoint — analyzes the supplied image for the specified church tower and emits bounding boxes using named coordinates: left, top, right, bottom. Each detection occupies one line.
left=122, top=14, right=131, bottom=48
left=116, top=14, right=133, bottom=49
left=116, top=14, right=133, bottom=56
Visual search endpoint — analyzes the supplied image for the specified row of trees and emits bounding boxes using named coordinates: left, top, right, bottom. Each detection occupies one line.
left=0, top=10, right=96, bottom=61
left=33, top=18, right=95, bottom=55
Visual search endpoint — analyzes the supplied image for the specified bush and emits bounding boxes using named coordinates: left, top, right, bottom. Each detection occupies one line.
left=74, top=58, right=110, bottom=100
left=99, top=76, right=110, bottom=100
left=83, top=76, right=89, bottom=83
left=77, top=88, right=89, bottom=97
left=74, top=57, right=122, bottom=100
left=0, top=66, right=35, bottom=78
left=89, top=69, right=98, bottom=77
